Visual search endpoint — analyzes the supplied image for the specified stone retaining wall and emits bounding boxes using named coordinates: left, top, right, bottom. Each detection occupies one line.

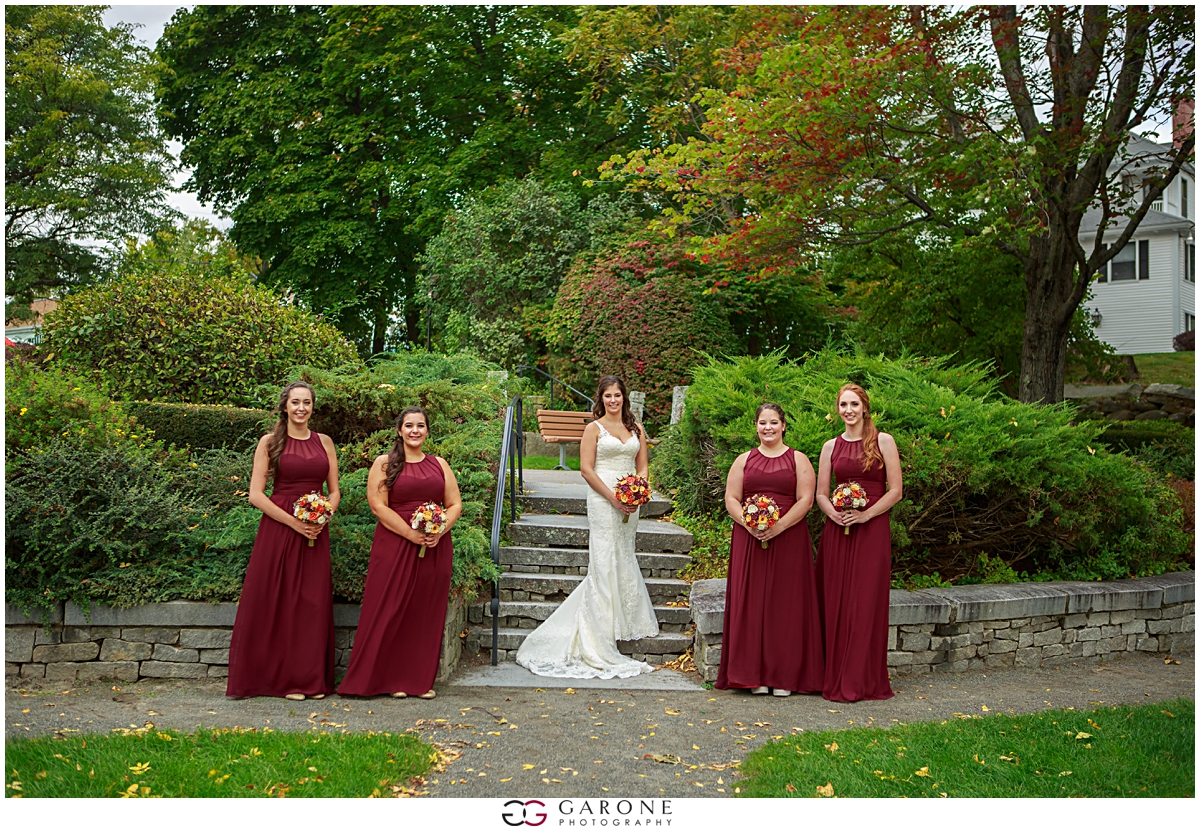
left=689, top=571, right=1195, bottom=683
left=6, top=598, right=466, bottom=685
left=1065, top=382, right=1194, bottom=425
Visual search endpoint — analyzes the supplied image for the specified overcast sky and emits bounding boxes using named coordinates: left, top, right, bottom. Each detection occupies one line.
left=101, top=5, right=231, bottom=229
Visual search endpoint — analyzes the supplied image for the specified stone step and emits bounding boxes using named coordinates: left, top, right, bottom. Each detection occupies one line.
left=469, top=626, right=693, bottom=657
left=498, top=572, right=690, bottom=605
left=472, top=601, right=692, bottom=632
left=520, top=493, right=673, bottom=518
left=498, top=546, right=691, bottom=580
left=508, top=514, right=693, bottom=553
left=516, top=469, right=674, bottom=518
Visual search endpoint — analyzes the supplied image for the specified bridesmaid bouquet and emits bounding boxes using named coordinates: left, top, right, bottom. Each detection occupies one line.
left=831, top=481, right=868, bottom=535
left=613, top=475, right=652, bottom=523
left=410, top=502, right=447, bottom=558
left=293, top=493, right=334, bottom=547
left=742, top=494, right=781, bottom=549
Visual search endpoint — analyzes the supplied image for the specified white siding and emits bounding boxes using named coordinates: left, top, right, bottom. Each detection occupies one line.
left=1085, top=232, right=1180, bottom=354
left=1181, top=268, right=1194, bottom=327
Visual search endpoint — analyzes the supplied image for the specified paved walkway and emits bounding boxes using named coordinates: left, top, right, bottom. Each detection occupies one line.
left=6, top=651, right=1192, bottom=798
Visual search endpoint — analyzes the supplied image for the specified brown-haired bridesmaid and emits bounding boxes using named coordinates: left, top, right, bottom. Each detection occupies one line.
left=338, top=406, right=461, bottom=699
left=228, top=381, right=340, bottom=700
left=716, top=403, right=823, bottom=697
left=815, top=383, right=903, bottom=702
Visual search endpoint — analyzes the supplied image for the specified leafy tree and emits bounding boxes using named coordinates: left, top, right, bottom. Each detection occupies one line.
left=827, top=230, right=1124, bottom=396
left=616, top=6, right=1195, bottom=404
left=561, top=5, right=754, bottom=148
left=156, top=5, right=621, bottom=354
left=547, top=236, right=738, bottom=430
left=4, top=5, right=175, bottom=314
left=419, top=176, right=633, bottom=363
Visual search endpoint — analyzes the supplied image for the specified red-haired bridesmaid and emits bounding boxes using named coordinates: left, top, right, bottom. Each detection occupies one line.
left=228, top=381, right=340, bottom=700
left=815, top=383, right=903, bottom=702
left=338, top=406, right=461, bottom=699
left=716, top=404, right=823, bottom=697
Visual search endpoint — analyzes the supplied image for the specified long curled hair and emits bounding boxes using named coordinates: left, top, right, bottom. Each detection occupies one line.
left=381, top=406, right=429, bottom=493
left=591, top=375, right=638, bottom=434
left=838, top=383, right=882, bottom=472
left=754, top=402, right=788, bottom=437
left=266, top=381, right=316, bottom=480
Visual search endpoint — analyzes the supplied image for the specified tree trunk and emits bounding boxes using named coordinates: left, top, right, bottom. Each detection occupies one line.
left=1017, top=232, right=1078, bottom=404
left=372, top=303, right=387, bottom=355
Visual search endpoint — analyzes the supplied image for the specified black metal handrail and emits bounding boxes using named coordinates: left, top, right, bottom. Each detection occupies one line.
left=488, top=396, right=524, bottom=665
left=513, top=365, right=594, bottom=408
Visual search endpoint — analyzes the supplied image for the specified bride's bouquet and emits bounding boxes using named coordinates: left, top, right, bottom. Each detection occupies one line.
left=614, top=475, right=651, bottom=523
left=831, top=481, right=868, bottom=535
left=410, top=502, right=447, bottom=557
left=742, top=494, right=781, bottom=549
left=293, top=493, right=334, bottom=547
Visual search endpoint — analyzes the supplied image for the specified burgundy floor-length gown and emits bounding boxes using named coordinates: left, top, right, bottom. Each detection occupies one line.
left=817, top=435, right=894, bottom=702
left=338, top=455, right=454, bottom=696
left=227, top=434, right=336, bottom=698
left=716, top=448, right=824, bottom=694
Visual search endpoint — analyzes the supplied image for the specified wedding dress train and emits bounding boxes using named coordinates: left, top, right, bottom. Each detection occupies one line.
left=516, top=424, right=659, bottom=679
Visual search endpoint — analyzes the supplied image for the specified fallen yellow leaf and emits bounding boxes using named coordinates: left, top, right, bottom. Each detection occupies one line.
left=816, top=782, right=834, bottom=797
left=915, top=766, right=930, bottom=777
left=1074, top=732, right=1092, bottom=740
left=824, top=741, right=838, bottom=753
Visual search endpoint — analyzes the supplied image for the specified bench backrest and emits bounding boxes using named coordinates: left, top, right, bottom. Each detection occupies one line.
left=536, top=409, right=594, bottom=443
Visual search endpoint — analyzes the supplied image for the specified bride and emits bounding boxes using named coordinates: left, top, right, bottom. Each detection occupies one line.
left=516, top=375, right=660, bottom=679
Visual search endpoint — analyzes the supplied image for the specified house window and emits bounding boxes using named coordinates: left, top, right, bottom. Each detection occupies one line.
left=1188, top=243, right=1195, bottom=283
left=1106, top=239, right=1150, bottom=281
left=1183, top=178, right=1189, bottom=219
left=1186, top=313, right=1195, bottom=332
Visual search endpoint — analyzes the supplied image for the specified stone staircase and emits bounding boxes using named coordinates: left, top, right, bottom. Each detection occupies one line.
left=466, top=469, right=695, bottom=665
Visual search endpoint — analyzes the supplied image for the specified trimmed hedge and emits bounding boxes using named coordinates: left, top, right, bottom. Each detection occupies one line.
left=126, top=402, right=270, bottom=453
left=655, top=350, right=1193, bottom=583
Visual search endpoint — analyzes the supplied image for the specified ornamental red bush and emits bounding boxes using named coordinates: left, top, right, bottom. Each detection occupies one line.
left=546, top=237, right=737, bottom=432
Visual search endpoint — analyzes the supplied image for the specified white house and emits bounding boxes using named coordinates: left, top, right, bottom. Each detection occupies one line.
left=1080, top=134, right=1194, bottom=355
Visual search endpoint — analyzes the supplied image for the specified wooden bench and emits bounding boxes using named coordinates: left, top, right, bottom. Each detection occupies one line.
left=536, top=409, right=594, bottom=470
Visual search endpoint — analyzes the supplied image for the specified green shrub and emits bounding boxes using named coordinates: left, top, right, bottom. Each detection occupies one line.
left=41, top=267, right=360, bottom=406
left=4, top=361, right=149, bottom=458
left=281, top=350, right=504, bottom=444
left=126, top=402, right=270, bottom=453
left=656, top=350, right=1192, bottom=582
left=5, top=440, right=194, bottom=612
left=1093, top=420, right=1195, bottom=481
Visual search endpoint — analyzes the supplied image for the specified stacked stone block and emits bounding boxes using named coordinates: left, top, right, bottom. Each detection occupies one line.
left=6, top=599, right=465, bottom=683
left=688, top=571, right=1194, bottom=683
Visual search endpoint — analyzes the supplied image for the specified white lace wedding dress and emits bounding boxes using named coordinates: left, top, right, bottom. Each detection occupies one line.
left=516, top=424, right=660, bottom=679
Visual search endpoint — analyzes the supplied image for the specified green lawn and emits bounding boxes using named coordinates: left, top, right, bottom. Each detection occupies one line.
left=736, top=698, right=1194, bottom=798
left=5, top=726, right=435, bottom=798
left=1132, top=352, right=1195, bottom=387
left=521, top=454, right=581, bottom=471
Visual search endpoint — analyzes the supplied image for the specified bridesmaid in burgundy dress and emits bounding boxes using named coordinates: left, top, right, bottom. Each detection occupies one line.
left=227, top=381, right=340, bottom=700
left=716, top=403, right=823, bottom=697
left=338, top=406, right=461, bottom=699
left=815, top=383, right=903, bottom=702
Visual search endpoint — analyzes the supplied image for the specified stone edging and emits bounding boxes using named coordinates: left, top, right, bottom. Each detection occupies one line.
left=6, top=599, right=466, bottom=685
left=689, top=571, right=1195, bottom=682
